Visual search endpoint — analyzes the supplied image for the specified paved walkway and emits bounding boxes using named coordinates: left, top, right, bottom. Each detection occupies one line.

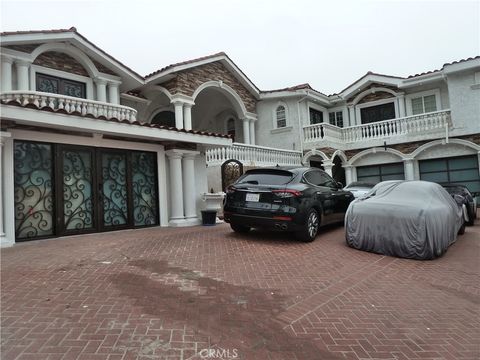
left=1, top=222, right=479, bottom=360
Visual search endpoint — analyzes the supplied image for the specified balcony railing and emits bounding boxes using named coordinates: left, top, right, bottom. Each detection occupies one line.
left=303, top=110, right=451, bottom=149
left=0, top=91, right=137, bottom=122
left=206, top=142, right=303, bottom=166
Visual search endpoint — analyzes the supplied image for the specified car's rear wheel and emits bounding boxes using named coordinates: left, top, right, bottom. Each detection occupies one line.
left=466, top=208, right=474, bottom=226
left=458, top=220, right=466, bottom=235
left=230, top=222, right=251, bottom=233
left=296, top=208, right=319, bottom=242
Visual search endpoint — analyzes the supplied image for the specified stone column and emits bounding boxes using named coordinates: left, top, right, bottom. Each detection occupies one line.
left=182, top=153, right=199, bottom=223
left=173, top=101, right=184, bottom=129
left=404, top=158, right=415, bottom=180
left=16, top=60, right=30, bottom=91
left=1, top=57, right=13, bottom=92
left=183, top=104, right=193, bottom=131
left=398, top=94, right=406, bottom=118
left=322, top=159, right=334, bottom=177
left=343, top=164, right=354, bottom=186
left=1, top=132, right=15, bottom=247
left=108, top=82, right=119, bottom=104
left=166, top=151, right=185, bottom=225
left=249, top=119, right=256, bottom=145
left=242, top=118, right=250, bottom=144
left=348, top=105, right=356, bottom=126
left=95, top=79, right=107, bottom=102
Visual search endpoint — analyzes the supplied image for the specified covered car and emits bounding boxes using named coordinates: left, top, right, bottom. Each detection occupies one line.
left=345, top=181, right=464, bottom=260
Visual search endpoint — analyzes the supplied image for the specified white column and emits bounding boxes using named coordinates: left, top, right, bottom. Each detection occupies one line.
left=348, top=105, right=356, bottom=126
left=1, top=133, right=15, bottom=247
left=107, top=82, right=119, bottom=104
left=95, top=79, right=107, bottom=102
left=182, top=153, right=199, bottom=223
left=1, top=57, right=13, bottom=92
left=157, top=149, right=169, bottom=227
left=322, top=159, right=334, bottom=177
left=343, top=164, right=353, bottom=186
left=249, top=119, right=256, bottom=145
left=404, top=158, right=415, bottom=180
left=166, top=151, right=186, bottom=226
left=16, top=60, right=30, bottom=91
left=398, top=94, right=406, bottom=118
left=173, top=101, right=184, bottom=129
left=242, top=118, right=250, bottom=144
left=183, top=104, right=192, bottom=131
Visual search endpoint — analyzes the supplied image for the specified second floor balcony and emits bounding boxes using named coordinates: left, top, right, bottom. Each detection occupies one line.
left=303, top=110, right=452, bottom=150
left=0, top=91, right=137, bottom=122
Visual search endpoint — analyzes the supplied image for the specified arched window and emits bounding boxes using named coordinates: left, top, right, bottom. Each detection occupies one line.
left=276, top=106, right=286, bottom=128
left=151, top=111, right=175, bottom=127
left=226, top=118, right=236, bottom=141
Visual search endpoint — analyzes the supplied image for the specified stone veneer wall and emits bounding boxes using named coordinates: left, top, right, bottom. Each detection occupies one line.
left=34, top=51, right=90, bottom=77
left=161, top=61, right=257, bottom=113
left=346, top=83, right=399, bottom=104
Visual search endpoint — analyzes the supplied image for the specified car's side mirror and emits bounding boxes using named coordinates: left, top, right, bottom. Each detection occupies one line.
left=336, top=181, right=343, bottom=189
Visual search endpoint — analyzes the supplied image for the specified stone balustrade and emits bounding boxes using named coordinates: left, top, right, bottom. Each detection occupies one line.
left=0, top=91, right=137, bottom=122
left=206, top=142, right=303, bottom=166
left=304, top=110, right=451, bottom=150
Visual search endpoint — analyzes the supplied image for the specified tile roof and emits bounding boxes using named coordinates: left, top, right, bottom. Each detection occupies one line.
left=145, top=52, right=227, bottom=78
left=261, top=83, right=328, bottom=97
left=1, top=99, right=231, bottom=139
left=407, top=55, right=480, bottom=78
left=0, top=27, right=143, bottom=79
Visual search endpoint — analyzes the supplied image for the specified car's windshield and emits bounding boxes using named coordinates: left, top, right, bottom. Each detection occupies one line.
left=236, top=170, right=294, bottom=185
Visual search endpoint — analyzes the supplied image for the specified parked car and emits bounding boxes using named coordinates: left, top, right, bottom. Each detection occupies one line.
left=223, top=167, right=355, bottom=242
left=441, top=183, right=477, bottom=226
left=343, top=181, right=376, bottom=198
left=345, top=181, right=465, bottom=260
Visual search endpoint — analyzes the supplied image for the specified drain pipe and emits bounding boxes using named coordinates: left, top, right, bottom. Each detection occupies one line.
left=297, top=92, right=309, bottom=162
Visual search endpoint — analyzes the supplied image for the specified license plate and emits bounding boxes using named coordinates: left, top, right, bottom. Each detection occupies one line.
left=245, top=193, right=260, bottom=202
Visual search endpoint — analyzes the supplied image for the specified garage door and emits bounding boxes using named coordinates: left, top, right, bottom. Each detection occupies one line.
left=419, top=155, right=480, bottom=192
left=356, top=162, right=405, bottom=183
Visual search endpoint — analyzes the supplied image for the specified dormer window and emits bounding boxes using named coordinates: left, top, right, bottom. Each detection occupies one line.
left=276, top=106, right=286, bottom=128
left=36, top=73, right=86, bottom=99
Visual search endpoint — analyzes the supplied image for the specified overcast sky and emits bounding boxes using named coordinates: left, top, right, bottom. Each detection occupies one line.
left=1, top=0, right=479, bottom=94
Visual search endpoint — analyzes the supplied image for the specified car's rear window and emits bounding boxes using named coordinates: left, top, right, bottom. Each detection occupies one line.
left=236, top=170, right=294, bottom=185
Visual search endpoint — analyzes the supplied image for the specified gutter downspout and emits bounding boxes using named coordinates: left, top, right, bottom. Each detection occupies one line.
left=297, top=91, right=309, bottom=162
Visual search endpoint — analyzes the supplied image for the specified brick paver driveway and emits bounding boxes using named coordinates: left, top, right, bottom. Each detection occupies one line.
left=1, top=222, right=479, bottom=360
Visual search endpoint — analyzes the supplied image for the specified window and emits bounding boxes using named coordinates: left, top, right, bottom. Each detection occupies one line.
left=237, top=169, right=293, bottom=185
left=36, top=73, right=86, bottom=99
left=328, top=111, right=344, bottom=127
left=304, top=170, right=336, bottom=187
left=411, top=94, right=437, bottom=115
left=309, top=108, right=323, bottom=125
left=227, top=118, right=236, bottom=141
left=360, top=102, right=395, bottom=124
left=276, top=106, right=287, bottom=128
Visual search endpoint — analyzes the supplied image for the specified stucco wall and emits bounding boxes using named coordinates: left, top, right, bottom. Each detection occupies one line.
left=447, top=70, right=480, bottom=136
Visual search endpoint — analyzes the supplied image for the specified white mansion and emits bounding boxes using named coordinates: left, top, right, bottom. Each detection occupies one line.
left=1, top=27, right=479, bottom=246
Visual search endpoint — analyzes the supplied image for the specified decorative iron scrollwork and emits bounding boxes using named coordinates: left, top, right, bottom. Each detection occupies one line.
left=62, top=150, right=94, bottom=230
left=101, top=153, right=128, bottom=227
left=221, top=159, right=244, bottom=192
left=14, top=142, right=54, bottom=239
left=132, top=152, right=158, bottom=226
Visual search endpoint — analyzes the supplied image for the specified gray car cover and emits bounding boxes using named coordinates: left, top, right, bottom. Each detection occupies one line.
left=345, top=181, right=463, bottom=260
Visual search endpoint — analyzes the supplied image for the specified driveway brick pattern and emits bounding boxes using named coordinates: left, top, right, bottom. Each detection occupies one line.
left=1, top=223, right=479, bottom=360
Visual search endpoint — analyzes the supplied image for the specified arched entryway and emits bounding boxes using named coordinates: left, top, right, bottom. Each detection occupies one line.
left=192, top=81, right=250, bottom=143
left=151, top=111, right=175, bottom=127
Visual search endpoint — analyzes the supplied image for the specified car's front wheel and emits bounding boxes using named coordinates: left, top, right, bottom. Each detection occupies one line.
left=296, top=208, right=319, bottom=242
left=230, top=222, right=251, bottom=234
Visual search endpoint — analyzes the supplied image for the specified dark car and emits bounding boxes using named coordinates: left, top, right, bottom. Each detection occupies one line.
left=441, top=183, right=477, bottom=225
left=223, top=167, right=354, bottom=242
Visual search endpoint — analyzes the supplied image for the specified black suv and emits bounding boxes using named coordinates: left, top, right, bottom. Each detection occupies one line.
left=223, top=167, right=354, bottom=242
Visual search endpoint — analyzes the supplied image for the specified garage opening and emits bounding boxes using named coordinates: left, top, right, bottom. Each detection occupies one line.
left=419, top=155, right=480, bottom=193
left=356, top=162, right=405, bottom=183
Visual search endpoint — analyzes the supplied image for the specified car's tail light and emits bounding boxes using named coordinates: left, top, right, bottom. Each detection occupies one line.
left=272, top=189, right=301, bottom=198
left=226, top=185, right=236, bottom=194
